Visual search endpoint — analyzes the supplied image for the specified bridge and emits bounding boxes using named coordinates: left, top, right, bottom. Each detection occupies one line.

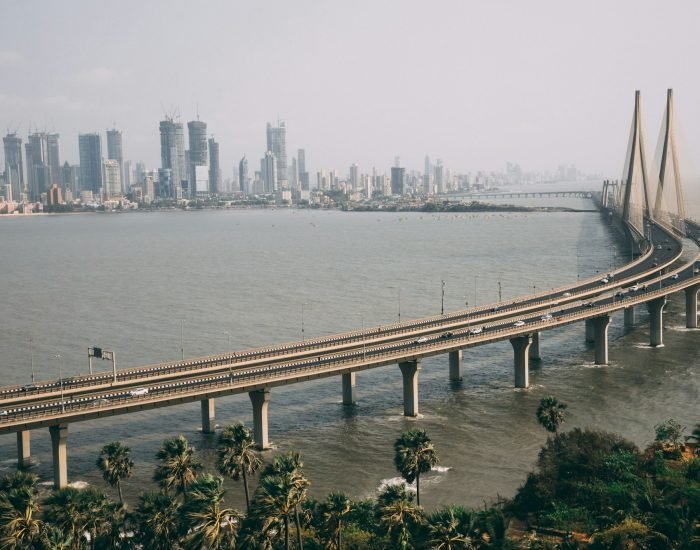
left=1, top=89, right=697, bottom=489
left=450, top=190, right=592, bottom=200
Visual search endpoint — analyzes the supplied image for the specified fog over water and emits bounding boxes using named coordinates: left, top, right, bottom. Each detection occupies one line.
left=1, top=202, right=698, bottom=508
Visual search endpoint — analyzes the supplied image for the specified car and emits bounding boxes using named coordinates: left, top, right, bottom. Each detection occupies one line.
left=21, top=384, right=37, bottom=392
left=513, top=320, right=525, bottom=327
left=584, top=301, right=595, bottom=307
left=651, top=262, right=659, bottom=267
left=600, top=278, right=609, bottom=284
left=440, top=331, right=454, bottom=339
left=0, top=410, right=8, bottom=416
left=615, top=291, right=625, bottom=298
left=562, top=292, right=572, bottom=297
left=640, top=284, right=648, bottom=290
left=468, top=327, right=482, bottom=335
left=129, top=387, right=149, bottom=397
left=695, top=268, right=700, bottom=274
left=491, top=306, right=500, bottom=312
left=630, top=285, right=640, bottom=292
left=415, top=337, right=428, bottom=344
left=670, top=273, right=679, bottom=280
left=656, top=244, right=663, bottom=250
left=607, top=273, right=614, bottom=280
left=541, top=313, right=553, bottom=321
left=91, top=398, right=109, bottom=406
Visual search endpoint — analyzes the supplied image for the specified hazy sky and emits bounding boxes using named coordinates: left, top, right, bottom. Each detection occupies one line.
left=1, top=0, right=699, bottom=178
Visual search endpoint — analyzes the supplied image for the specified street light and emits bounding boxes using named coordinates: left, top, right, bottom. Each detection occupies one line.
left=398, top=288, right=401, bottom=323
left=55, top=354, right=64, bottom=413
left=301, top=303, right=309, bottom=342
left=29, top=335, right=35, bottom=384
left=498, top=281, right=502, bottom=303
left=180, top=319, right=185, bottom=360
left=474, top=275, right=479, bottom=307
left=361, top=314, right=366, bottom=360
left=441, top=280, right=446, bottom=315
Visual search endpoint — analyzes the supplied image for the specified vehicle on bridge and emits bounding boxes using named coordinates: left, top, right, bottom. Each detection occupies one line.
left=129, top=387, right=148, bottom=397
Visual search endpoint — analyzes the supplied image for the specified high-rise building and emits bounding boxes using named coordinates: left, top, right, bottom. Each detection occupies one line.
left=435, top=160, right=444, bottom=194
left=266, top=121, right=287, bottom=190
left=135, top=162, right=145, bottom=186
left=424, top=155, right=432, bottom=194
left=261, top=151, right=276, bottom=193
left=3, top=133, right=23, bottom=201
left=46, top=133, right=61, bottom=187
left=193, top=165, right=209, bottom=198
left=349, top=163, right=359, bottom=191
left=103, top=159, right=121, bottom=199
left=187, top=120, right=207, bottom=197
left=297, top=148, right=309, bottom=191
left=79, top=133, right=103, bottom=196
left=157, top=168, right=173, bottom=199
left=239, top=156, right=248, bottom=194
left=26, top=133, right=51, bottom=200
left=208, top=137, right=220, bottom=195
left=106, top=129, right=124, bottom=192
left=391, top=166, right=405, bottom=195
left=159, top=118, right=186, bottom=195
left=123, top=160, right=132, bottom=190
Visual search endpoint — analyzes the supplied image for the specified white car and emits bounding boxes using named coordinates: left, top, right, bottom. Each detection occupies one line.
left=670, top=273, right=679, bottom=280
left=129, top=387, right=149, bottom=397
left=415, top=337, right=428, bottom=344
left=513, top=320, right=525, bottom=327
left=562, top=292, right=572, bottom=297
left=468, top=327, right=482, bottom=335
left=541, top=313, right=553, bottom=321
left=629, top=285, right=640, bottom=292
left=600, top=278, right=609, bottom=284
left=0, top=410, right=8, bottom=416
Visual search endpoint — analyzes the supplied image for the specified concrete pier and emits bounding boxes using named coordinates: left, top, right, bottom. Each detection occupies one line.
left=448, top=350, right=462, bottom=381
left=17, top=431, right=30, bottom=469
left=49, top=424, right=68, bottom=489
left=592, top=315, right=611, bottom=365
left=342, top=372, right=356, bottom=405
left=201, top=398, right=216, bottom=434
left=510, top=336, right=531, bottom=388
left=249, top=389, right=271, bottom=450
left=399, top=360, right=421, bottom=417
left=529, top=332, right=541, bottom=361
left=685, top=284, right=699, bottom=328
left=624, top=306, right=635, bottom=327
left=648, top=297, right=667, bottom=347
left=585, top=319, right=595, bottom=343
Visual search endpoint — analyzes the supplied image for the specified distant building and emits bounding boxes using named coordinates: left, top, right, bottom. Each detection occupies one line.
left=79, top=133, right=103, bottom=196
left=157, top=168, right=173, bottom=199
left=103, top=159, right=121, bottom=199
left=3, top=133, right=24, bottom=201
left=261, top=151, right=276, bottom=193
left=159, top=118, right=186, bottom=195
left=297, top=148, right=309, bottom=191
left=188, top=120, right=207, bottom=197
left=25, top=132, right=51, bottom=200
left=239, top=156, right=248, bottom=194
left=391, top=166, right=405, bottom=195
left=47, top=183, right=62, bottom=206
left=266, top=121, right=287, bottom=190
left=193, top=165, right=209, bottom=198
left=349, top=163, right=359, bottom=191
left=208, top=137, right=220, bottom=195
left=435, top=160, right=444, bottom=194
left=46, top=133, right=61, bottom=187
left=106, top=129, right=124, bottom=192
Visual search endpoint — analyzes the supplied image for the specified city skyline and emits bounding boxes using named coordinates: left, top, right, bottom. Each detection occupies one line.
left=1, top=1, right=699, bottom=178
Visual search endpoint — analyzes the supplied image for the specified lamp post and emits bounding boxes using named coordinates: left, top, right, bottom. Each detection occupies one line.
left=180, top=319, right=185, bottom=360
left=498, top=281, right=502, bottom=303
left=441, top=280, right=446, bottom=315
left=55, top=354, right=64, bottom=413
left=398, top=288, right=401, bottom=323
left=474, top=275, right=479, bottom=307
left=361, top=314, right=366, bottom=360
left=301, top=303, right=309, bottom=342
left=29, top=335, right=35, bottom=384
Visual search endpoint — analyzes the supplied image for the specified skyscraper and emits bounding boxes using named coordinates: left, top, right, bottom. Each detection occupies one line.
left=349, top=163, right=359, bottom=191
left=25, top=133, right=50, bottom=200
left=208, top=137, right=220, bottom=195
left=79, top=133, right=103, bottom=195
left=261, top=151, right=276, bottom=193
left=159, top=118, right=186, bottom=196
left=46, top=133, right=61, bottom=187
left=188, top=120, right=207, bottom=197
left=239, top=156, right=248, bottom=193
left=103, top=159, right=121, bottom=199
left=3, top=133, right=23, bottom=201
left=391, top=166, right=405, bottom=195
left=106, top=129, right=124, bottom=192
left=297, top=148, right=309, bottom=191
left=266, top=121, right=287, bottom=190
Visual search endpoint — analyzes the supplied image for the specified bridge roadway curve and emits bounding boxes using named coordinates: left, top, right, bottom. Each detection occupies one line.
left=0, top=223, right=680, bottom=404
left=0, top=220, right=693, bottom=435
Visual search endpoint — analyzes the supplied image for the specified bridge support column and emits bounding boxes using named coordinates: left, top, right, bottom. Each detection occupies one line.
left=529, top=332, right=541, bottom=361
left=49, top=424, right=68, bottom=489
left=510, top=336, right=531, bottom=388
left=17, top=431, right=30, bottom=469
left=249, top=389, right=271, bottom=450
left=201, top=398, right=216, bottom=434
left=685, top=284, right=700, bottom=328
left=399, top=360, right=421, bottom=417
left=448, top=350, right=462, bottom=381
left=624, top=306, right=635, bottom=327
left=593, top=315, right=611, bottom=365
left=647, top=297, right=667, bottom=347
left=585, top=319, right=595, bottom=343
left=342, top=372, right=356, bottom=405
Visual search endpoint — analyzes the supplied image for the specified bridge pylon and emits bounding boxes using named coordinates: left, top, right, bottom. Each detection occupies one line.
left=620, top=90, right=653, bottom=237
left=653, top=89, right=687, bottom=235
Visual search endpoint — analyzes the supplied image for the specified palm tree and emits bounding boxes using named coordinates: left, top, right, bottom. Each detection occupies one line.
left=154, top=435, right=203, bottom=495
left=377, top=483, right=422, bottom=549
left=536, top=396, right=567, bottom=434
left=253, top=452, right=310, bottom=550
left=217, top=423, right=262, bottom=512
left=132, top=491, right=183, bottom=549
left=96, top=441, right=134, bottom=503
left=321, top=492, right=351, bottom=549
left=0, top=471, right=43, bottom=549
left=425, top=507, right=475, bottom=550
left=393, top=428, right=439, bottom=506
left=181, top=473, right=242, bottom=550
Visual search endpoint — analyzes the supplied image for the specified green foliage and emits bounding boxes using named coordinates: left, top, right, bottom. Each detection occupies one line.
left=153, top=434, right=203, bottom=495
left=654, top=418, right=685, bottom=447
left=96, top=441, right=134, bottom=503
left=535, top=396, right=567, bottom=434
left=132, top=491, right=183, bottom=549
left=217, top=423, right=262, bottom=512
left=394, top=428, right=439, bottom=506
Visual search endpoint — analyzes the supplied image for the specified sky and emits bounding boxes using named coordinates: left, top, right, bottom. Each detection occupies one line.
left=1, top=0, right=699, bottom=179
